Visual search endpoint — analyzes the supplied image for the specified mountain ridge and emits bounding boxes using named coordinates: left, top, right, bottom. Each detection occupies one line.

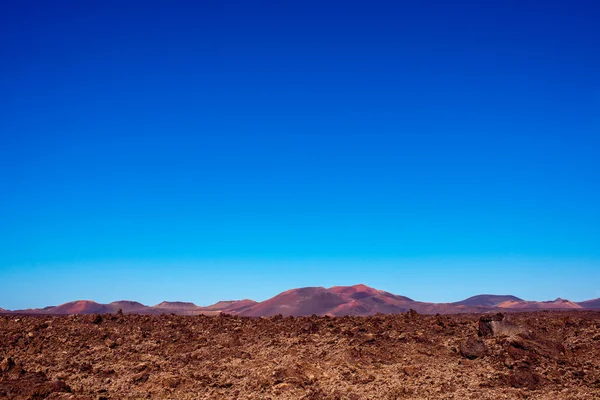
left=452, top=294, right=523, bottom=307
left=3, top=285, right=599, bottom=316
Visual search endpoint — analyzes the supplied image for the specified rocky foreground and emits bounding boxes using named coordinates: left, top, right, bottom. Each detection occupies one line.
left=1, top=311, right=599, bottom=399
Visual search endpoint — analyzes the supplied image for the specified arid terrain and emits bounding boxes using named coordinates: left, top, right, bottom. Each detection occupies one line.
left=1, top=310, right=599, bottom=399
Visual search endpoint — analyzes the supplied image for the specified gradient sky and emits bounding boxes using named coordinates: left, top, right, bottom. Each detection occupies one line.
left=1, top=1, right=599, bottom=310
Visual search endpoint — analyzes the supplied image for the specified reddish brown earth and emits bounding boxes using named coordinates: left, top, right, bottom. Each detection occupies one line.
left=1, top=311, right=599, bottom=399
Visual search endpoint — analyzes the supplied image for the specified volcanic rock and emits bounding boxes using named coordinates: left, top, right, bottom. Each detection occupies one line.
left=459, top=338, right=487, bottom=359
left=0, top=357, right=15, bottom=373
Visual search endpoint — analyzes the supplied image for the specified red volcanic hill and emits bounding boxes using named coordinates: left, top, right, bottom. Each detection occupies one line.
left=152, top=301, right=200, bottom=311
left=497, top=298, right=583, bottom=310
left=149, top=301, right=258, bottom=316
left=109, top=301, right=149, bottom=313
left=5, top=286, right=600, bottom=316
left=326, top=284, right=417, bottom=316
left=452, top=294, right=523, bottom=307
left=236, top=285, right=590, bottom=316
left=578, top=298, right=600, bottom=309
left=149, top=300, right=258, bottom=316
left=238, top=287, right=348, bottom=317
left=237, top=284, right=480, bottom=317
left=8, top=299, right=255, bottom=316
left=201, top=299, right=258, bottom=314
left=22, top=301, right=148, bottom=315
left=50, top=300, right=114, bottom=315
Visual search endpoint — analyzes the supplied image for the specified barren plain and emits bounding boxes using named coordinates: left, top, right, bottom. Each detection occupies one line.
left=1, top=311, right=599, bottom=399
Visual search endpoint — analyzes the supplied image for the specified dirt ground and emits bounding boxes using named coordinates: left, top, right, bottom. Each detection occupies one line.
left=1, top=311, right=599, bottom=399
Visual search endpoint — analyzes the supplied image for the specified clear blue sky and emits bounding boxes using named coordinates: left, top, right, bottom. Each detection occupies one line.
left=1, top=0, right=599, bottom=309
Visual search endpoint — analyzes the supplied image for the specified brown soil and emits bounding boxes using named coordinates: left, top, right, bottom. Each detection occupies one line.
left=1, top=311, right=599, bottom=399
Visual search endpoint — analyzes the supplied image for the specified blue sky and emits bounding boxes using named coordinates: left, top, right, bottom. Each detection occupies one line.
left=1, top=1, right=599, bottom=309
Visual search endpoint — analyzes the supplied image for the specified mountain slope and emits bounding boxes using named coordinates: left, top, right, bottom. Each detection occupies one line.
left=9, top=299, right=259, bottom=316
left=152, top=301, right=199, bottom=310
left=240, top=287, right=347, bottom=317
left=109, top=301, right=149, bottom=313
left=202, top=300, right=258, bottom=313
left=239, top=284, right=498, bottom=316
left=326, top=285, right=417, bottom=316
left=150, top=301, right=203, bottom=315
left=238, top=285, right=596, bottom=316
left=51, top=300, right=114, bottom=315
left=578, top=298, right=600, bottom=309
left=497, top=298, right=583, bottom=310
left=453, top=294, right=523, bottom=307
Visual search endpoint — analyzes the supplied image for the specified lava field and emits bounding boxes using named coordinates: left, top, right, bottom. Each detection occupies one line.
left=1, top=311, right=599, bottom=399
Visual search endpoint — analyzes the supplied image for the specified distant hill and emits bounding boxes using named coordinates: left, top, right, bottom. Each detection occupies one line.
left=577, top=298, right=600, bottom=309
left=453, top=294, right=523, bottom=307
left=48, top=300, right=114, bottom=315
left=109, top=301, right=149, bottom=313
left=202, top=299, right=258, bottom=314
left=239, top=284, right=489, bottom=317
left=4, top=285, right=599, bottom=316
left=151, top=301, right=214, bottom=316
left=149, top=300, right=257, bottom=315
left=496, top=298, right=583, bottom=310
left=8, top=299, right=255, bottom=316
left=238, top=287, right=347, bottom=317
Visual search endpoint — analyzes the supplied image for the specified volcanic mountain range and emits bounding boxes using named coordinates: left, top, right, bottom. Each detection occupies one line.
left=2, top=284, right=599, bottom=316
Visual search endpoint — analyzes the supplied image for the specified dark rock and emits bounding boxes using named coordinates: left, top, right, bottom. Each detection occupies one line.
left=479, top=313, right=504, bottom=336
left=479, top=313, right=523, bottom=337
left=0, top=357, right=15, bottom=373
left=272, top=364, right=310, bottom=386
left=163, top=375, right=180, bottom=388
left=30, top=380, right=72, bottom=398
left=509, top=369, right=543, bottom=389
left=460, top=338, right=487, bottom=359
left=132, top=371, right=150, bottom=383
left=90, top=314, right=103, bottom=324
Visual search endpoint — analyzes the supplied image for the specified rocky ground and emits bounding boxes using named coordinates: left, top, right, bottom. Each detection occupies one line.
left=1, top=311, right=599, bottom=399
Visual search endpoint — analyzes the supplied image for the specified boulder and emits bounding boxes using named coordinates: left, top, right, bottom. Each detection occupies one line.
left=479, top=313, right=522, bottom=337
left=459, top=338, right=487, bottom=359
